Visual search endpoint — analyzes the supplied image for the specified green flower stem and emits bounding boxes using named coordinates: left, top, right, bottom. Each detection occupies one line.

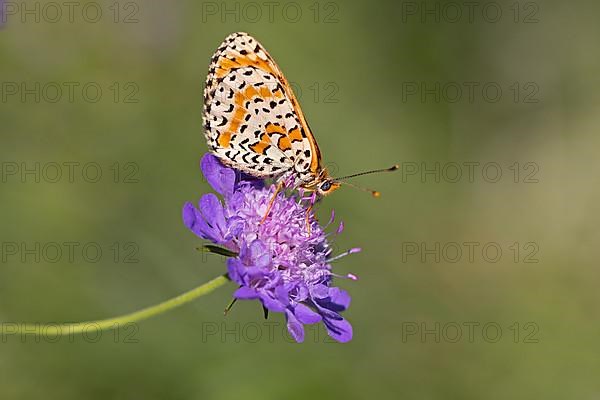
left=1, top=274, right=229, bottom=336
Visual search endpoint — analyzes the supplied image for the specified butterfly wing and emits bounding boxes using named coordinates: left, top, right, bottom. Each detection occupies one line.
left=203, top=32, right=322, bottom=179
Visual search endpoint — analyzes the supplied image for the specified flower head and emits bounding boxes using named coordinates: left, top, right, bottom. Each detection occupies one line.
left=183, top=154, right=357, bottom=343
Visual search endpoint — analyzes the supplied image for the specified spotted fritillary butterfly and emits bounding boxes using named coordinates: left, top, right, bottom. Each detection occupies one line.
left=203, top=32, right=397, bottom=198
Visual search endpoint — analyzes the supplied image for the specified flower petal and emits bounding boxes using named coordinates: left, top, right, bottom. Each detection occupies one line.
left=234, top=286, right=259, bottom=299
left=285, top=310, right=305, bottom=343
left=323, top=315, right=353, bottom=343
left=196, top=193, right=233, bottom=243
left=260, top=293, right=286, bottom=312
left=328, top=287, right=351, bottom=311
left=226, top=258, right=243, bottom=284
left=201, top=154, right=236, bottom=198
left=275, top=284, right=290, bottom=305
left=314, top=292, right=350, bottom=313
left=248, top=239, right=271, bottom=269
left=294, top=303, right=322, bottom=324
left=310, top=284, right=330, bottom=299
left=182, top=202, right=196, bottom=229
left=182, top=201, right=221, bottom=242
left=225, top=216, right=244, bottom=238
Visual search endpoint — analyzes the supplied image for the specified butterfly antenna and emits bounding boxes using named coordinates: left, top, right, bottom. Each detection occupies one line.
left=334, top=164, right=399, bottom=198
left=338, top=181, right=382, bottom=197
left=335, top=165, right=399, bottom=181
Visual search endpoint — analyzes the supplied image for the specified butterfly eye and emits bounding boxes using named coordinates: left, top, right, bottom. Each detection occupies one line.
left=320, top=181, right=332, bottom=192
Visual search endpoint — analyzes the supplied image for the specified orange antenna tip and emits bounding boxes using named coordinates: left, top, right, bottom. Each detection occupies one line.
left=333, top=163, right=398, bottom=198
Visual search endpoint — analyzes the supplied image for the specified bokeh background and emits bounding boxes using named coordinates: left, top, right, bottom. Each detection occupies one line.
left=1, top=0, right=599, bottom=398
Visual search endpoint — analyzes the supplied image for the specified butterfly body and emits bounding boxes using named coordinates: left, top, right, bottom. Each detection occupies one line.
left=202, top=32, right=340, bottom=197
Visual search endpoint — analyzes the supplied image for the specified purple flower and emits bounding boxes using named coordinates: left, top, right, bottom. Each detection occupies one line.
left=183, top=154, right=357, bottom=343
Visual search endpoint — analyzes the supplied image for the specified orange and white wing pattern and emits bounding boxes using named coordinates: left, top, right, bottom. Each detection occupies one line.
left=202, top=32, right=322, bottom=181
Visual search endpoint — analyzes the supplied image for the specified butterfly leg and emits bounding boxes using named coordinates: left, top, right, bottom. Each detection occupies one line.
left=304, top=192, right=319, bottom=235
left=305, top=204, right=313, bottom=235
left=260, top=180, right=285, bottom=224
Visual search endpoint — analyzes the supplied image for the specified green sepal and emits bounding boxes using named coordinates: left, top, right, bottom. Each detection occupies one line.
left=196, top=245, right=238, bottom=258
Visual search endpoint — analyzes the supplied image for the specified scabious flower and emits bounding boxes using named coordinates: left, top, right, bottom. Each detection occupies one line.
left=182, top=154, right=358, bottom=343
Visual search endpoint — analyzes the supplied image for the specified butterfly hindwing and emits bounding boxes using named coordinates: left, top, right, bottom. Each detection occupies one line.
left=203, top=32, right=319, bottom=180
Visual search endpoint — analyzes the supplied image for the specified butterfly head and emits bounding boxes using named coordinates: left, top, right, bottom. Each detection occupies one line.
left=301, top=169, right=341, bottom=196
left=316, top=178, right=342, bottom=196
left=308, top=164, right=400, bottom=198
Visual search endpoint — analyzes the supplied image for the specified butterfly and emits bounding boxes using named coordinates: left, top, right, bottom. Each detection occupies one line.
left=202, top=32, right=397, bottom=201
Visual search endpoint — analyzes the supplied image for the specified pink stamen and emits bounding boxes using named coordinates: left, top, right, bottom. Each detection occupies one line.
left=327, top=247, right=362, bottom=262
left=329, top=272, right=359, bottom=281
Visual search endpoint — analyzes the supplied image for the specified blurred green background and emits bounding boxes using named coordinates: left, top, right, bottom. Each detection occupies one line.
left=1, top=0, right=599, bottom=398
